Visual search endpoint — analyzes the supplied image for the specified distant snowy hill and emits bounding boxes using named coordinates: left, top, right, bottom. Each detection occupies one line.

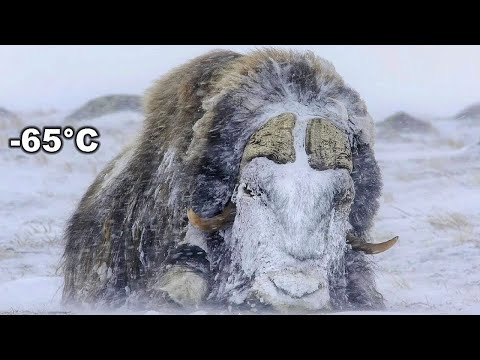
left=455, top=102, right=480, bottom=120
left=65, top=95, right=143, bottom=121
left=376, top=112, right=437, bottom=141
left=0, top=107, right=17, bottom=120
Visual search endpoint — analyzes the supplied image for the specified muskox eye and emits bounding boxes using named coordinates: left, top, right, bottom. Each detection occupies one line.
left=333, top=188, right=354, bottom=206
left=242, top=184, right=262, bottom=198
left=244, top=186, right=255, bottom=197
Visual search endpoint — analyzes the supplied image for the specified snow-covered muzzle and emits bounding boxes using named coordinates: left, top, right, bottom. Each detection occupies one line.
left=213, top=113, right=355, bottom=311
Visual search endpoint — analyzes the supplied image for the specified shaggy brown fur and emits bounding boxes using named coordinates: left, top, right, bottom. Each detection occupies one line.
left=63, top=50, right=242, bottom=306
left=63, top=48, right=383, bottom=310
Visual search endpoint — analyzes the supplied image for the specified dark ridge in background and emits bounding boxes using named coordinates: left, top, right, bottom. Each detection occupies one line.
left=455, top=103, right=480, bottom=120
left=376, top=111, right=436, bottom=137
left=0, top=107, right=18, bottom=120
left=66, top=95, right=143, bottom=121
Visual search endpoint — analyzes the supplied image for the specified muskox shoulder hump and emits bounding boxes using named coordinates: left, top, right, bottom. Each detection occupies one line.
left=143, top=50, right=242, bottom=117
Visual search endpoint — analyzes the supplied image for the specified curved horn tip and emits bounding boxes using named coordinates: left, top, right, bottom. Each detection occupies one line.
left=187, top=203, right=236, bottom=233
left=369, top=236, right=398, bottom=254
left=350, top=236, right=399, bottom=255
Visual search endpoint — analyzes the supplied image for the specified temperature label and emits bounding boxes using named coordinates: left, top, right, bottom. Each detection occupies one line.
left=9, top=126, right=100, bottom=154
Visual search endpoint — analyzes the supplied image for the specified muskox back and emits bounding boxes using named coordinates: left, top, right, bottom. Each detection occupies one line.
left=62, top=50, right=242, bottom=307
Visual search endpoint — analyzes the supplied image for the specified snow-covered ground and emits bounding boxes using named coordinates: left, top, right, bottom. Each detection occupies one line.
left=374, top=118, right=480, bottom=314
left=0, top=111, right=479, bottom=314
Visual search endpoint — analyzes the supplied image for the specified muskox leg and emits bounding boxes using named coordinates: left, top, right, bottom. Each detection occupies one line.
left=148, top=243, right=211, bottom=308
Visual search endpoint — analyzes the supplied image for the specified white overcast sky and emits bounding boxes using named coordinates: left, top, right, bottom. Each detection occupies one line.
left=1, top=45, right=479, bottom=120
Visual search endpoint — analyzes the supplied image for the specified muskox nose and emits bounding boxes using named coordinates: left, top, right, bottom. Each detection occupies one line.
left=269, top=271, right=326, bottom=298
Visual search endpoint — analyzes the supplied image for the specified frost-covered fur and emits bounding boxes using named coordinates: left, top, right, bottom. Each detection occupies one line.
left=62, top=48, right=383, bottom=312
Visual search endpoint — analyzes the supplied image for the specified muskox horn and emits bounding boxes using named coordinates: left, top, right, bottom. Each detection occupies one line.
left=187, top=202, right=237, bottom=232
left=347, top=234, right=398, bottom=255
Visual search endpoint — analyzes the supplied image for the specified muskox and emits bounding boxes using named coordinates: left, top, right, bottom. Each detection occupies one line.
left=62, top=48, right=397, bottom=313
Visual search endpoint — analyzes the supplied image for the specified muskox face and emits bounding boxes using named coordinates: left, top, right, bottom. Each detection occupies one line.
left=189, top=111, right=381, bottom=311
left=188, top=108, right=397, bottom=312
left=229, top=113, right=354, bottom=311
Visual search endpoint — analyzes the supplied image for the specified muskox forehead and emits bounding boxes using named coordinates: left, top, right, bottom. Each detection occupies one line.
left=240, top=113, right=353, bottom=174
left=187, top=49, right=374, bottom=218
left=189, top=49, right=374, bottom=164
left=198, top=50, right=374, bottom=152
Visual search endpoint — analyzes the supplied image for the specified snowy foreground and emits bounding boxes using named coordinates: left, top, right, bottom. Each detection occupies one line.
left=0, top=111, right=479, bottom=314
